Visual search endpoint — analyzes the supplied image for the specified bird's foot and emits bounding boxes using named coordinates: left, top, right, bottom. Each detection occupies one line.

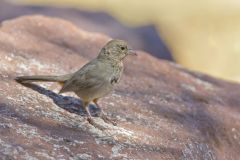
left=87, top=117, right=106, bottom=130
left=100, top=114, right=117, bottom=126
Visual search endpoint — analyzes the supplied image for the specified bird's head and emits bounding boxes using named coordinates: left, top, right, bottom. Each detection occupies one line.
left=98, top=39, right=136, bottom=61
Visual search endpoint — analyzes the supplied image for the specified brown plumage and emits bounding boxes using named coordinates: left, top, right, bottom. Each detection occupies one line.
left=16, top=39, right=136, bottom=126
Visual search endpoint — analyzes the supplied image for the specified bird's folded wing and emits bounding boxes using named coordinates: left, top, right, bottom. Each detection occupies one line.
left=59, top=60, right=105, bottom=93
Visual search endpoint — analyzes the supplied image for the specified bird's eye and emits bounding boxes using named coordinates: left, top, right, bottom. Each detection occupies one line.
left=120, top=46, right=125, bottom=50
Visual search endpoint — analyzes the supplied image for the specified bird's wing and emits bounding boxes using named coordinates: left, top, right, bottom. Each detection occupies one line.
left=59, top=59, right=106, bottom=93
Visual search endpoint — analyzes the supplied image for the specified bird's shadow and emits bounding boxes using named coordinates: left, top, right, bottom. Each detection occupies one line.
left=18, top=82, right=101, bottom=117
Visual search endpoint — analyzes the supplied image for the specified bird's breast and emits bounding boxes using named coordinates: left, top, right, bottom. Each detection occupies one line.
left=109, top=62, right=123, bottom=85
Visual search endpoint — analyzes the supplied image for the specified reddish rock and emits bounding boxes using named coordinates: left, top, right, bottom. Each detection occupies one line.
left=0, top=15, right=240, bottom=160
left=0, top=0, right=172, bottom=60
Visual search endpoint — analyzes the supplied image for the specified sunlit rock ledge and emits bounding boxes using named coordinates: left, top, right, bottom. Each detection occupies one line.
left=0, top=15, right=239, bottom=160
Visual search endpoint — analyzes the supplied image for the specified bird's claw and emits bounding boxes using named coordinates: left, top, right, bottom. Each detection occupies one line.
left=87, top=117, right=106, bottom=130
left=100, top=114, right=117, bottom=126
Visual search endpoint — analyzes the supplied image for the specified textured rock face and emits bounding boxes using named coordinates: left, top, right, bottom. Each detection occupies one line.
left=0, top=15, right=240, bottom=160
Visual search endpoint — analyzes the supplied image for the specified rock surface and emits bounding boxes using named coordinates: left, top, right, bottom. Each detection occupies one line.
left=0, top=0, right=172, bottom=60
left=0, top=15, right=240, bottom=160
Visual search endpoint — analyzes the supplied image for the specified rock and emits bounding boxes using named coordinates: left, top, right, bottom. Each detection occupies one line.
left=0, top=0, right=173, bottom=60
left=0, top=15, right=240, bottom=160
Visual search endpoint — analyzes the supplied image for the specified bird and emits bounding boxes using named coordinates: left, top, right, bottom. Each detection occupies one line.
left=15, top=39, right=136, bottom=126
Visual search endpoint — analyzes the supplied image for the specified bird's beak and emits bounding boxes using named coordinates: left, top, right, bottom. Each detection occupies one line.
left=127, top=49, right=137, bottom=56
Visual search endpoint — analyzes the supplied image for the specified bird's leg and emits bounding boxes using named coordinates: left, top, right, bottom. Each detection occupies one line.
left=82, top=101, right=92, bottom=122
left=93, top=99, right=117, bottom=126
left=83, top=101, right=105, bottom=130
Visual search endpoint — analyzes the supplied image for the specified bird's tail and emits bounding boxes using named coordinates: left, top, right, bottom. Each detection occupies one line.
left=15, top=73, right=73, bottom=85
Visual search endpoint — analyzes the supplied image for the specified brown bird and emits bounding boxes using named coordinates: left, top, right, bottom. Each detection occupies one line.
left=16, top=39, right=136, bottom=126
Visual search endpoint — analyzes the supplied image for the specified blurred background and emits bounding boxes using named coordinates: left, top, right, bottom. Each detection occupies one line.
left=1, top=0, right=240, bottom=82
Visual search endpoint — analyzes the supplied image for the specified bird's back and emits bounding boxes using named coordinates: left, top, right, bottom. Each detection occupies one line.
left=59, top=58, right=123, bottom=101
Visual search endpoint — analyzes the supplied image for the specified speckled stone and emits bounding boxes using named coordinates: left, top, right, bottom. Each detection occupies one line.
left=0, top=15, right=240, bottom=160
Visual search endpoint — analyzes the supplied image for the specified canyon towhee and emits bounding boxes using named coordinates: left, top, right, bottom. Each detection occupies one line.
left=16, top=39, right=136, bottom=126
